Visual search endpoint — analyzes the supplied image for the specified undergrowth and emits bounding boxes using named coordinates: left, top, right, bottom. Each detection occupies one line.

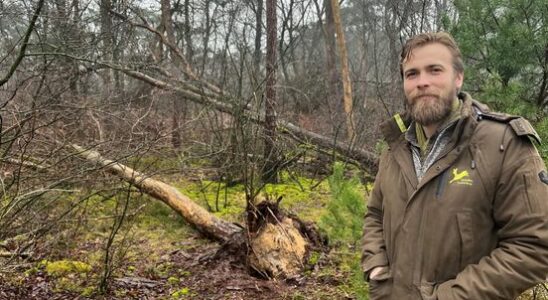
left=318, top=162, right=370, bottom=300
left=9, top=163, right=372, bottom=299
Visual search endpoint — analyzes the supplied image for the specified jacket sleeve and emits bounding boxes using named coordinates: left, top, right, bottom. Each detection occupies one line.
left=437, top=135, right=548, bottom=299
left=361, top=151, right=389, bottom=281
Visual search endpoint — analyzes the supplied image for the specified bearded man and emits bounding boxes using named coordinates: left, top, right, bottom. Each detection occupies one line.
left=361, top=32, right=548, bottom=300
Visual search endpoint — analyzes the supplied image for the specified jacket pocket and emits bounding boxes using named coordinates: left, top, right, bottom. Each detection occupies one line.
left=456, top=212, right=474, bottom=268
left=368, top=278, right=393, bottom=300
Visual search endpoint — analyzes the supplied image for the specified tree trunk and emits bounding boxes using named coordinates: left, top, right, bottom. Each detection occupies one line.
left=330, top=0, right=354, bottom=140
left=200, top=0, right=211, bottom=76
left=323, top=0, right=340, bottom=116
left=183, top=0, right=193, bottom=62
left=100, top=0, right=113, bottom=94
left=161, top=0, right=183, bottom=150
left=253, top=0, right=263, bottom=81
left=262, top=0, right=279, bottom=183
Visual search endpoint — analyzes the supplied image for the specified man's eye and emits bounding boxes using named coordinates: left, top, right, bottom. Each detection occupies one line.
left=432, top=68, right=442, bottom=74
left=405, top=72, right=416, bottom=78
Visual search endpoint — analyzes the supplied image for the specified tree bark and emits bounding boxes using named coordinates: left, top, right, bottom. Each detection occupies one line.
left=330, top=0, right=354, bottom=140
left=262, top=0, right=279, bottom=183
left=323, top=0, right=339, bottom=113
left=99, top=0, right=113, bottom=93
left=161, top=0, right=183, bottom=150
left=253, top=0, right=263, bottom=81
left=183, top=0, right=193, bottom=63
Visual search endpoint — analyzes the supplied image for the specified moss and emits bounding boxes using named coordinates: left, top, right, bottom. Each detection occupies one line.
left=172, top=287, right=195, bottom=298
left=32, top=259, right=96, bottom=295
left=307, top=251, right=321, bottom=266
left=177, top=179, right=246, bottom=220
left=174, top=171, right=332, bottom=222
left=44, top=260, right=92, bottom=277
left=251, top=172, right=332, bottom=222
left=81, top=286, right=95, bottom=297
left=24, top=267, right=40, bottom=277
left=127, top=154, right=183, bottom=172
left=167, top=276, right=179, bottom=285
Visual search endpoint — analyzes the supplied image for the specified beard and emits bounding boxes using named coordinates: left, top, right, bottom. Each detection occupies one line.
left=407, top=91, right=454, bottom=126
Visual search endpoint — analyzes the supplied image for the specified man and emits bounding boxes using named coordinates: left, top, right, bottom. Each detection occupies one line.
left=361, top=32, right=548, bottom=300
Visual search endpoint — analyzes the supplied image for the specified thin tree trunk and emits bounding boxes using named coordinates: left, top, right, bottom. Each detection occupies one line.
left=262, top=0, right=279, bottom=183
left=253, top=0, right=263, bottom=81
left=201, top=0, right=211, bottom=76
left=161, top=0, right=183, bottom=149
left=330, top=0, right=354, bottom=140
left=99, top=0, right=113, bottom=94
left=323, top=0, right=339, bottom=114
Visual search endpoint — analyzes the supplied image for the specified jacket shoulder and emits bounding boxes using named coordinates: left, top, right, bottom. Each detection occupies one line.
left=509, top=118, right=541, bottom=145
left=473, top=106, right=541, bottom=145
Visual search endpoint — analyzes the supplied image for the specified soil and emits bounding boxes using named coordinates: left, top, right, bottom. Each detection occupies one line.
left=0, top=237, right=351, bottom=300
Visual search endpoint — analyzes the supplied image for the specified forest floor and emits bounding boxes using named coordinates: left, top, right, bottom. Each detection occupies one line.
left=0, top=166, right=367, bottom=299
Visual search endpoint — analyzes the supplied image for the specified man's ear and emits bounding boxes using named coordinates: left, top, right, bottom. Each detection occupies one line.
left=455, top=72, right=464, bottom=89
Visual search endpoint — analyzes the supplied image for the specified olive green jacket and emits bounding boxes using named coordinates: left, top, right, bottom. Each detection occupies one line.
left=361, top=93, right=548, bottom=300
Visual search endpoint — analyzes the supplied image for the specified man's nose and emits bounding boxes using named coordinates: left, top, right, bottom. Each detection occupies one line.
left=417, top=74, right=431, bottom=88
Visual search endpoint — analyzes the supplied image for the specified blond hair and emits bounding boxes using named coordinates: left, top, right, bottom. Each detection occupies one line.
left=400, top=32, right=464, bottom=77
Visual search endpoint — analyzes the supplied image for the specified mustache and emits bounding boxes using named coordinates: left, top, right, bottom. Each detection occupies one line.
left=412, top=93, right=439, bottom=102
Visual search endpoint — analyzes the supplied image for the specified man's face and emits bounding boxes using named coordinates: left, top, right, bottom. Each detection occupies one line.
left=402, top=43, right=463, bottom=126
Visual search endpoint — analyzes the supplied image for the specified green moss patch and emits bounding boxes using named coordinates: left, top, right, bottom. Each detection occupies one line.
left=43, top=259, right=92, bottom=277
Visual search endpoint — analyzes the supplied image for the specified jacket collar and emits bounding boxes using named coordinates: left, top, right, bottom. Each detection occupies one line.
left=380, top=92, right=479, bottom=148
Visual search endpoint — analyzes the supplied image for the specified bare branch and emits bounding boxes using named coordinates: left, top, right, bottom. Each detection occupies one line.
left=0, top=0, right=45, bottom=89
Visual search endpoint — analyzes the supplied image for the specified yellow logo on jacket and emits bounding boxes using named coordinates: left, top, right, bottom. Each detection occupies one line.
left=449, top=168, right=473, bottom=185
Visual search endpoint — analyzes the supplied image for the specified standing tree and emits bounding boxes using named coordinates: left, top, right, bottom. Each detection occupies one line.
left=253, top=0, right=264, bottom=82
left=330, top=0, right=355, bottom=140
left=262, top=0, right=279, bottom=183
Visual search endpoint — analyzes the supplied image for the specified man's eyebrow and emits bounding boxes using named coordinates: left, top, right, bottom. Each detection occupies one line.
left=426, top=64, right=445, bottom=69
left=404, top=68, right=418, bottom=74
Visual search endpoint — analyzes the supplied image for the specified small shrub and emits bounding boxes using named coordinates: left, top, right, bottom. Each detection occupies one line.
left=319, top=162, right=366, bottom=245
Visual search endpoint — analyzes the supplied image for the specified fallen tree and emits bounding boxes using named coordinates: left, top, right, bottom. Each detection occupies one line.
left=71, top=144, right=323, bottom=279
left=29, top=50, right=379, bottom=174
